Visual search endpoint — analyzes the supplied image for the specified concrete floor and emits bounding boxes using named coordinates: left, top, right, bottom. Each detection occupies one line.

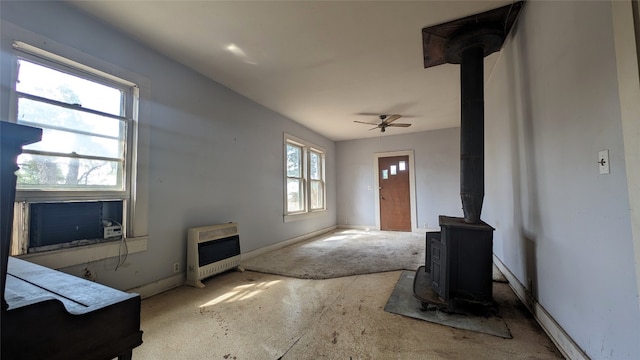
left=133, top=270, right=563, bottom=359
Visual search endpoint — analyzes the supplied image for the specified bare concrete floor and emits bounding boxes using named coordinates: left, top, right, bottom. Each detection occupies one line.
left=133, top=270, right=563, bottom=359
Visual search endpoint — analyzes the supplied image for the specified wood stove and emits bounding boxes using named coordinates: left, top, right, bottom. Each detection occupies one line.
left=413, top=2, right=523, bottom=312
left=430, top=216, right=494, bottom=303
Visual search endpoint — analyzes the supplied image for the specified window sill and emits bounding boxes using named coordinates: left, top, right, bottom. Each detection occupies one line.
left=284, top=210, right=326, bottom=223
left=17, top=236, right=148, bottom=270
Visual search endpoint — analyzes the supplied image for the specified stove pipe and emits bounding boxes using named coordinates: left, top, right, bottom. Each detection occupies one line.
left=459, top=45, right=485, bottom=223
left=444, top=26, right=504, bottom=224
left=422, top=2, right=524, bottom=224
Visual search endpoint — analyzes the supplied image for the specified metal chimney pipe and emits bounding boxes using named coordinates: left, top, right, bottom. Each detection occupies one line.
left=421, top=2, right=524, bottom=224
left=459, top=45, right=485, bottom=223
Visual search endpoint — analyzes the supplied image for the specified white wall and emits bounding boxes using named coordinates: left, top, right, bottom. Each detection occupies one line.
left=0, top=1, right=336, bottom=291
left=336, top=128, right=461, bottom=230
left=484, top=1, right=640, bottom=358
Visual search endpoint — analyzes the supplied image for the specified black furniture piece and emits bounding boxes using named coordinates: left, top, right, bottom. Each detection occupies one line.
left=1, top=122, right=143, bottom=360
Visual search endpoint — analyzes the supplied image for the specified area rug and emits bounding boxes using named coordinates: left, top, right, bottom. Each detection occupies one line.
left=241, top=229, right=425, bottom=279
left=384, top=271, right=512, bottom=339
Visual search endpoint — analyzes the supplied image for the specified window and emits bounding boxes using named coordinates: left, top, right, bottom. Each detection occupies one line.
left=284, top=134, right=325, bottom=219
left=15, top=59, right=128, bottom=191
left=10, top=42, right=139, bottom=254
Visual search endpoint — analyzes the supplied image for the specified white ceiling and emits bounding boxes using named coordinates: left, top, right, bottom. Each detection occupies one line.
left=68, top=1, right=512, bottom=141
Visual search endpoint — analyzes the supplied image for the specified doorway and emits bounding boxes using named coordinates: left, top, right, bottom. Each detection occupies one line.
left=374, top=151, right=416, bottom=232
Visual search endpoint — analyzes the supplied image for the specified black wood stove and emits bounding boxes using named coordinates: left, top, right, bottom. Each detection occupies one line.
left=413, top=2, right=523, bottom=313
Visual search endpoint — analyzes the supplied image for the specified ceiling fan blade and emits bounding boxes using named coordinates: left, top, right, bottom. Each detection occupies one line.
left=383, top=114, right=402, bottom=124
left=388, top=123, right=412, bottom=127
left=369, top=126, right=379, bottom=131
left=354, top=120, right=379, bottom=126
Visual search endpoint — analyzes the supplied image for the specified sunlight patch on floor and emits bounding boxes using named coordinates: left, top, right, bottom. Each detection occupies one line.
left=199, top=280, right=281, bottom=308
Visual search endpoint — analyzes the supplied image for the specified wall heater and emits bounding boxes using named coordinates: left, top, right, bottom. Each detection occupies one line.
left=186, top=222, right=241, bottom=288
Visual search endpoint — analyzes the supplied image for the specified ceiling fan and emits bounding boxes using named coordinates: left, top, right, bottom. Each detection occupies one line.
left=354, top=114, right=412, bottom=132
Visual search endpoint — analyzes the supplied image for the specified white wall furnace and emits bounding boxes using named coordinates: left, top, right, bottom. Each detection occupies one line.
left=186, top=223, right=241, bottom=288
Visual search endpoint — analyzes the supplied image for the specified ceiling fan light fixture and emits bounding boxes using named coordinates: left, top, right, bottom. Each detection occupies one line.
left=354, top=114, right=412, bottom=133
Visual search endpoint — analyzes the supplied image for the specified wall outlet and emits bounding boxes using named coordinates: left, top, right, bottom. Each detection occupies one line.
left=83, top=267, right=95, bottom=281
left=173, top=262, right=180, bottom=273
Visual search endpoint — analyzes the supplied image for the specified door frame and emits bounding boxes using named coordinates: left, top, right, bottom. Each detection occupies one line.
left=374, top=150, right=417, bottom=232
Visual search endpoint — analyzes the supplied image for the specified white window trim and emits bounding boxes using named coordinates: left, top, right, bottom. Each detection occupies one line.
left=283, top=133, right=326, bottom=222
left=2, top=24, right=150, bottom=269
left=12, top=42, right=136, bottom=197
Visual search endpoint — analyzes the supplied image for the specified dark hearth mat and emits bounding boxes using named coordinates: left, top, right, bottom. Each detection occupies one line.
left=383, top=271, right=512, bottom=339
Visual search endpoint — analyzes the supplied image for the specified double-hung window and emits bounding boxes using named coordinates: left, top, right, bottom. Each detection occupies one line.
left=284, top=134, right=325, bottom=220
left=10, top=42, right=138, bottom=255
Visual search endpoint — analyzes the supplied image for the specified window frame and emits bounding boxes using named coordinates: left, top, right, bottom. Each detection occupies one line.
left=308, top=148, right=325, bottom=211
left=283, top=133, right=326, bottom=222
left=9, top=41, right=140, bottom=254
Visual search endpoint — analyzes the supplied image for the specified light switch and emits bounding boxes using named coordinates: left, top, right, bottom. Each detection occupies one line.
left=598, top=150, right=610, bottom=174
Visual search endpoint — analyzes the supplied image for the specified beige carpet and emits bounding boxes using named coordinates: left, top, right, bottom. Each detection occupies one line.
left=241, top=229, right=425, bottom=279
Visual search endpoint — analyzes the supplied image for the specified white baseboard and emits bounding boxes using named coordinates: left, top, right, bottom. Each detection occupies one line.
left=336, top=224, right=376, bottom=230
left=338, top=224, right=440, bottom=234
left=241, top=225, right=337, bottom=262
left=129, top=226, right=337, bottom=299
left=493, top=255, right=590, bottom=360
left=128, top=273, right=185, bottom=299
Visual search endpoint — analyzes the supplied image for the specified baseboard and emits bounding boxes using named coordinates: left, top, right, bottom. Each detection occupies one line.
left=337, top=224, right=440, bottom=233
left=127, top=273, right=185, bottom=299
left=493, top=255, right=590, bottom=360
left=336, top=224, right=375, bottom=230
left=127, top=226, right=337, bottom=299
left=240, top=225, right=337, bottom=262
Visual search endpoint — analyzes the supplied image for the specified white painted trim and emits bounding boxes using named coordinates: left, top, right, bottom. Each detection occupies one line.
left=611, top=0, right=640, bottom=316
left=337, top=224, right=439, bottom=234
left=283, top=132, right=327, bottom=219
left=122, top=226, right=337, bottom=299
left=373, top=150, right=417, bottom=231
left=284, top=209, right=327, bottom=223
left=18, top=236, right=148, bottom=270
left=493, top=255, right=590, bottom=360
left=127, top=273, right=185, bottom=299
left=240, top=225, right=336, bottom=262
left=13, top=41, right=137, bottom=87
left=336, top=224, right=377, bottom=231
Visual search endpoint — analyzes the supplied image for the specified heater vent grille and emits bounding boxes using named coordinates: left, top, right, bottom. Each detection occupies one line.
left=186, top=223, right=240, bottom=288
left=198, top=226, right=238, bottom=242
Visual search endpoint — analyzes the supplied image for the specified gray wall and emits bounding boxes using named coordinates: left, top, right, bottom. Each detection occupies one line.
left=336, top=128, right=461, bottom=230
left=484, top=1, right=640, bottom=358
left=1, top=1, right=336, bottom=291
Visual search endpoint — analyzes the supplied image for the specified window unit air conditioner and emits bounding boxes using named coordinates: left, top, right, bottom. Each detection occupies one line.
left=186, top=222, right=241, bottom=288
